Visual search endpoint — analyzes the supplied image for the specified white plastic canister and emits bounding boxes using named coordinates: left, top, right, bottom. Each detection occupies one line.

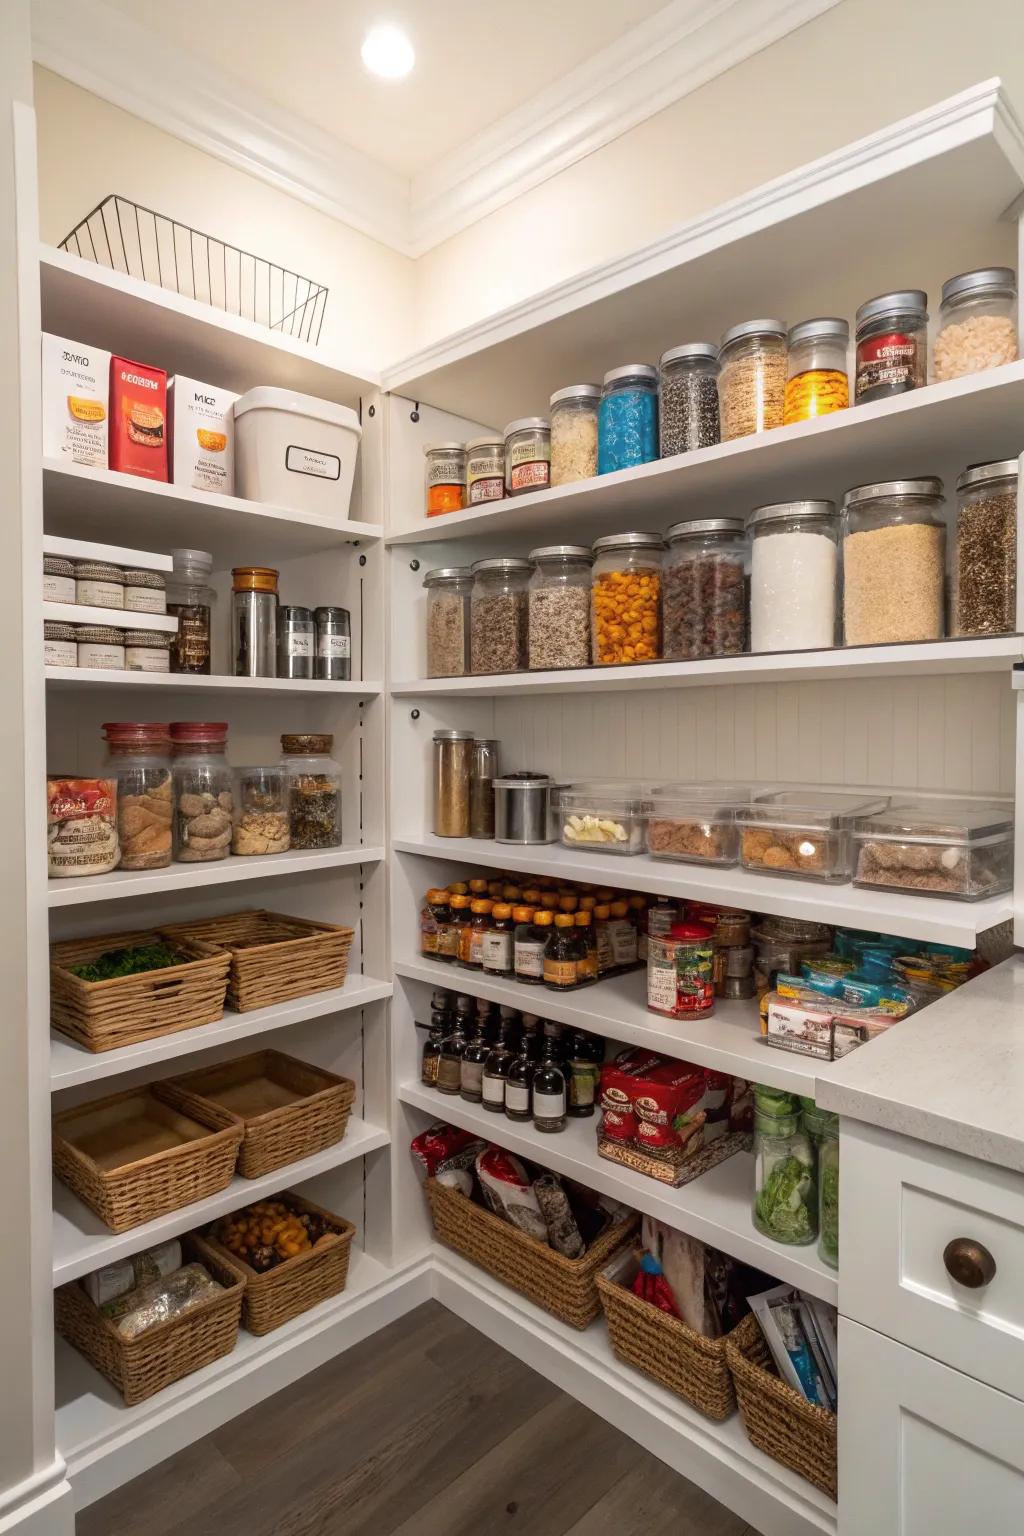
left=233, top=387, right=362, bottom=519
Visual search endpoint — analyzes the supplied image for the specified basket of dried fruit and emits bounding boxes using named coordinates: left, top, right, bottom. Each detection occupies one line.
left=159, top=910, right=353, bottom=1011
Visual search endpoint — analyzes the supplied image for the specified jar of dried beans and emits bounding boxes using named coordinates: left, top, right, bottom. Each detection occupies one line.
left=854, top=290, right=928, bottom=404
left=466, top=436, right=504, bottom=504
left=549, top=385, right=599, bottom=485
left=718, top=320, right=787, bottom=440
left=281, top=733, right=342, bottom=849
left=784, top=317, right=850, bottom=424
left=590, top=531, right=664, bottom=665
left=103, top=721, right=173, bottom=870
left=424, top=566, right=472, bottom=677
left=597, top=365, right=658, bottom=473
left=663, top=517, right=747, bottom=659
left=952, top=459, right=1018, bottom=636
left=503, top=419, right=550, bottom=495
left=842, top=478, right=946, bottom=645
left=423, top=443, right=467, bottom=517
left=171, top=721, right=233, bottom=862
left=470, top=557, right=531, bottom=673
left=528, top=545, right=592, bottom=670
left=934, top=267, right=1018, bottom=382
left=658, top=343, right=720, bottom=455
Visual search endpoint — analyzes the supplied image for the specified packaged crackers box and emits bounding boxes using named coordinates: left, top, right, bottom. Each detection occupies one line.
left=109, top=355, right=168, bottom=481
left=41, top=333, right=110, bottom=466
left=168, top=375, right=237, bottom=494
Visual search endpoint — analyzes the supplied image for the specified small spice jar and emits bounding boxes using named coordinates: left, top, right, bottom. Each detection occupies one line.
left=432, top=729, right=474, bottom=838
left=549, top=385, right=600, bottom=485
left=171, top=721, right=233, bottom=863
left=598, top=365, right=658, bottom=474
left=232, top=766, right=290, bottom=855
left=281, top=733, right=342, bottom=849
left=503, top=418, right=551, bottom=495
left=747, top=501, right=838, bottom=653
left=315, top=606, right=351, bottom=681
left=424, top=567, right=471, bottom=678
left=663, top=517, right=747, bottom=659
left=590, top=531, right=664, bottom=665
left=952, top=459, right=1018, bottom=636
left=466, top=436, right=505, bottom=504
left=122, top=569, right=167, bottom=615
left=43, top=555, right=75, bottom=604
left=718, top=320, right=787, bottom=440
left=424, top=443, right=467, bottom=517
left=934, top=267, right=1018, bottom=382
left=76, top=624, right=125, bottom=670
left=658, top=344, right=720, bottom=455
left=854, top=290, right=928, bottom=403
left=470, top=557, right=531, bottom=674
left=277, top=605, right=315, bottom=679
left=646, top=922, right=715, bottom=1019
left=783, top=317, right=850, bottom=424
left=44, top=620, right=76, bottom=667
left=842, top=478, right=946, bottom=645
left=124, top=628, right=172, bottom=672
left=527, top=545, right=593, bottom=670
left=103, top=721, right=173, bottom=870
left=75, top=560, right=125, bottom=609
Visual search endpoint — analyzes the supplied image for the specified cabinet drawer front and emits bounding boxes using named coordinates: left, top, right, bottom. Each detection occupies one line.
left=841, top=1120, right=1024, bottom=1398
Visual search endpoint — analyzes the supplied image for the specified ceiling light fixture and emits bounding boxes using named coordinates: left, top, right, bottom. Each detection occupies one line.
left=361, top=24, right=415, bottom=80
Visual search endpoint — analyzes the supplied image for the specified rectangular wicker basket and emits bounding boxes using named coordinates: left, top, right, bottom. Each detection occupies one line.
left=425, top=1177, right=637, bottom=1329
left=195, top=1193, right=355, bottom=1335
left=596, top=1250, right=737, bottom=1420
left=160, top=910, right=354, bottom=1012
left=50, top=928, right=231, bottom=1053
left=53, top=1083, right=243, bottom=1233
left=725, top=1312, right=838, bottom=1499
left=54, top=1233, right=245, bottom=1406
left=166, top=1050, right=356, bottom=1178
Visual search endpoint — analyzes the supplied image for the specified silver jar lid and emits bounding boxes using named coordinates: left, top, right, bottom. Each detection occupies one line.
left=956, top=460, right=1019, bottom=492
left=786, top=317, right=849, bottom=347
left=855, top=290, right=928, bottom=328
left=423, top=441, right=466, bottom=455
left=942, top=267, right=1016, bottom=304
left=470, top=557, right=534, bottom=574
left=550, top=383, right=601, bottom=406
left=660, top=342, right=719, bottom=367
left=503, top=417, right=549, bottom=437
left=720, top=318, right=786, bottom=348
left=746, top=499, right=836, bottom=529
left=602, top=363, right=658, bottom=386
left=279, top=604, right=314, bottom=622
left=315, top=606, right=350, bottom=624
left=465, top=435, right=504, bottom=453
left=842, top=478, right=943, bottom=509
left=529, top=544, right=593, bottom=561
left=665, top=517, right=746, bottom=540
left=423, top=565, right=472, bottom=585
left=433, top=729, right=475, bottom=742
left=591, top=531, right=665, bottom=553
left=494, top=774, right=551, bottom=789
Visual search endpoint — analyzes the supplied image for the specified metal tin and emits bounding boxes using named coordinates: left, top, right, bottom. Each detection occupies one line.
left=278, top=604, right=315, bottom=679
left=232, top=567, right=279, bottom=678
left=314, top=605, right=351, bottom=680
left=493, top=773, right=558, bottom=844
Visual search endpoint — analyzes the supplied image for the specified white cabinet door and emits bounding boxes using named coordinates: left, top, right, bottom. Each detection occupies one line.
left=839, top=1319, right=1024, bottom=1535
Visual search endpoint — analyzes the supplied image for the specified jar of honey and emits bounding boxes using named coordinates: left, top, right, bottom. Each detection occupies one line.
left=424, top=442, right=467, bottom=517
left=784, top=318, right=850, bottom=424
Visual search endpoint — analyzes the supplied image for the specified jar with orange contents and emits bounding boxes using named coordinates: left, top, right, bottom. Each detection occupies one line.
left=423, top=442, right=467, bottom=517
left=590, top=531, right=665, bottom=665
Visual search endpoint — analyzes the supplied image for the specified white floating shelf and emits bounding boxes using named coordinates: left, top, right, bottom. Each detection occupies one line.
left=393, top=835, right=1011, bottom=946
left=50, top=975, right=393, bottom=1090
left=399, top=1081, right=837, bottom=1304
left=52, top=1118, right=390, bottom=1285
left=47, top=844, right=385, bottom=907
left=43, top=602, right=178, bottom=633
left=45, top=667, right=381, bottom=697
left=42, top=534, right=172, bottom=572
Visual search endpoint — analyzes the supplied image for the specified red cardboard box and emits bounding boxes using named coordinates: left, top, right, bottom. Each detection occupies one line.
left=599, top=1049, right=707, bottom=1159
left=109, top=355, right=168, bottom=480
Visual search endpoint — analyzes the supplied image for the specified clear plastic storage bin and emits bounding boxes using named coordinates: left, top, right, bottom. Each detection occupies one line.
left=738, top=789, right=888, bottom=882
left=558, top=781, right=651, bottom=855
left=646, top=783, right=751, bottom=866
left=852, top=801, right=1013, bottom=901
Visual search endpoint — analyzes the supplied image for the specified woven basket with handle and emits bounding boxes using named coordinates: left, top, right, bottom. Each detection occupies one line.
left=725, top=1311, right=838, bottom=1498
left=160, top=910, right=353, bottom=1011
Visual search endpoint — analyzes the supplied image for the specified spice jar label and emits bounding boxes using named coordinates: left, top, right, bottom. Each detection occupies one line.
left=426, top=455, right=466, bottom=487
left=469, top=477, right=504, bottom=503
left=855, top=332, right=917, bottom=398
left=509, top=460, right=549, bottom=492
left=287, top=633, right=314, bottom=658
left=647, top=956, right=679, bottom=1013
left=318, top=633, right=351, bottom=659
left=78, top=578, right=123, bottom=608
left=482, top=932, right=513, bottom=970
left=543, top=958, right=578, bottom=987
left=124, top=588, right=166, bottom=614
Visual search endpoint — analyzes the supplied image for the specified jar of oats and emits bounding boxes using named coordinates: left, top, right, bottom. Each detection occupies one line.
left=841, top=478, right=946, bottom=645
left=424, top=566, right=472, bottom=677
left=549, top=385, right=600, bottom=485
left=527, top=545, right=592, bottom=670
left=934, top=268, right=1018, bottom=382
left=718, top=319, right=787, bottom=440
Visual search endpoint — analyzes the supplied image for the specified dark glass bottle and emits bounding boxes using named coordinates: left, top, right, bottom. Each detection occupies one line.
left=543, top=912, right=586, bottom=991
left=437, top=1007, right=468, bottom=1095
left=498, top=1004, right=521, bottom=1045
left=450, top=895, right=473, bottom=966
left=481, top=902, right=515, bottom=977
left=532, top=1033, right=567, bottom=1133
left=504, top=1030, right=536, bottom=1123
left=567, top=1030, right=599, bottom=1117
left=481, top=1020, right=514, bottom=1112
left=420, top=1006, right=447, bottom=1088
left=460, top=1016, right=490, bottom=1103
left=575, top=910, right=599, bottom=986
left=464, top=898, right=493, bottom=971
left=512, top=904, right=545, bottom=985
left=475, top=997, right=497, bottom=1042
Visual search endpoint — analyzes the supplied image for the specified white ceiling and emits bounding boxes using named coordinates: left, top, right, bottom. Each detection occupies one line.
left=96, top=0, right=666, bottom=178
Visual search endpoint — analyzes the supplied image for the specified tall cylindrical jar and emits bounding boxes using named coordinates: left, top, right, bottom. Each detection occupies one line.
left=433, top=728, right=474, bottom=837
left=315, top=606, right=351, bottom=680
left=663, top=517, right=747, bottom=659
left=753, top=1110, right=818, bottom=1246
left=935, top=267, right=1018, bottom=382
left=842, top=479, right=946, bottom=645
left=231, top=566, right=278, bottom=677
left=167, top=548, right=214, bottom=675
left=170, top=721, right=233, bottom=862
left=658, top=344, right=720, bottom=455
left=597, top=365, right=658, bottom=474
left=470, top=738, right=500, bottom=839
left=470, top=557, right=531, bottom=674
left=277, top=605, right=315, bottom=679
left=952, top=460, right=1018, bottom=637
left=854, top=290, right=928, bottom=404
left=424, top=566, right=471, bottom=678
left=528, top=545, right=592, bottom=670
left=103, top=721, right=173, bottom=870
left=424, top=443, right=466, bottom=517
left=281, top=733, right=342, bottom=848
left=818, top=1115, right=839, bottom=1269
left=503, top=419, right=550, bottom=496
left=747, top=501, right=838, bottom=653
left=783, top=318, right=849, bottom=424
left=549, top=385, right=600, bottom=485
left=590, top=532, right=664, bottom=665
left=466, top=436, right=504, bottom=504
left=718, top=320, right=787, bottom=440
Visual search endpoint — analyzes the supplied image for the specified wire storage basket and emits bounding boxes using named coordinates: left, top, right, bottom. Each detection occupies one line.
left=59, top=195, right=329, bottom=344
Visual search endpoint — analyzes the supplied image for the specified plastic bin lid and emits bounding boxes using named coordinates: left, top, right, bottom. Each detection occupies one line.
left=854, top=800, right=1013, bottom=842
left=233, top=387, right=361, bottom=434
left=741, top=789, right=888, bottom=831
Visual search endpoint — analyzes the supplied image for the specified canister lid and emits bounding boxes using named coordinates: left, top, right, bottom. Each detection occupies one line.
left=102, top=721, right=171, bottom=746
left=74, top=624, right=125, bottom=643
left=494, top=774, right=551, bottom=788
left=668, top=922, right=713, bottom=940
left=233, top=387, right=361, bottom=435
left=786, top=317, right=849, bottom=347
left=232, top=566, right=279, bottom=592
left=124, top=629, right=172, bottom=647
left=528, top=544, right=593, bottom=561
left=745, top=499, right=836, bottom=528
left=170, top=548, right=214, bottom=577
left=855, top=290, right=928, bottom=327
left=665, top=517, right=745, bottom=539
left=281, top=732, right=334, bottom=753
left=279, top=604, right=314, bottom=622
left=591, top=530, right=665, bottom=553
left=122, top=568, right=166, bottom=587
left=941, top=267, right=1016, bottom=304
left=956, top=459, right=1019, bottom=491
left=550, top=383, right=601, bottom=406
left=314, top=606, right=350, bottom=624
left=169, top=721, right=228, bottom=743
left=602, top=363, right=658, bottom=386
left=422, top=565, right=472, bottom=585
left=423, top=441, right=466, bottom=454
left=660, top=342, right=719, bottom=366
left=74, top=560, right=124, bottom=580
left=720, top=318, right=786, bottom=348
left=842, top=478, right=943, bottom=508
left=44, top=621, right=75, bottom=639
left=465, top=435, right=504, bottom=453
left=470, top=557, right=534, bottom=574
left=433, top=729, right=475, bottom=741
left=503, top=417, right=550, bottom=437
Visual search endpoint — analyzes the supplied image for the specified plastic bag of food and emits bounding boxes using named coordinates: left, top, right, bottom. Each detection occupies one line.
left=410, top=1123, right=486, bottom=1178
left=100, top=1262, right=223, bottom=1339
left=475, top=1146, right=547, bottom=1242
left=533, top=1172, right=585, bottom=1259
left=83, top=1239, right=182, bottom=1307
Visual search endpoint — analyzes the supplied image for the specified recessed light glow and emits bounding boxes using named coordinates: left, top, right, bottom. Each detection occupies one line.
left=361, top=24, right=415, bottom=80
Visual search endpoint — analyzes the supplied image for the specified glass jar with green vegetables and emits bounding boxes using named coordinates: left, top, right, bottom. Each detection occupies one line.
left=818, top=1118, right=839, bottom=1269
left=753, top=1109, right=818, bottom=1246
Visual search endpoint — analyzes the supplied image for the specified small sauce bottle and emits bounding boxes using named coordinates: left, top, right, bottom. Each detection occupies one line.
left=481, top=902, right=515, bottom=978
left=512, top=905, right=545, bottom=985
left=544, top=912, right=585, bottom=991
left=575, top=910, right=599, bottom=986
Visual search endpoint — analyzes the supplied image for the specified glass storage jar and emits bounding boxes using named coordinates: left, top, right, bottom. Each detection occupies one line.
left=739, top=789, right=887, bottom=883
left=590, top=531, right=664, bottom=665
left=470, top=557, right=531, bottom=674
left=432, top=728, right=474, bottom=837
left=854, top=290, right=928, bottom=403
left=167, top=548, right=214, bottom=675
left=747, top=500, right=838, bottom=652
left=232, top=766, right=290, bottom=855
left=753, top=1109, right=818, bottom=1246
left=718, top=320, right=786, bottom=440
left=527, top=545, right=592, bottom=670
left=817, top=1116, right=839, bottom=1269
left=503, top=419, right=550, bottom=495
left=783, top=317, right=849, bottom=423
left=423, top=566, right=472, bottom=678
left=658, top=343, right=720, bottom=455
left=232, top=566, right=278, bottom=678
left=466, top=436, right=504, bottom=504
left=424, top=442, right=466, bottom=516
left=842, top=478, right=945, bottom=644
left=549, top=385, right=600, bottom=485
left=852, top=799, right=1013, bottom=902
left=469, top=738, right=500, bottom=839
left=281, top=733, right=342, bottom=849
left=663, top=517, right=747, bottom=659
left=103, top=721, right=173, bottom=870
left=597, top=365, right=658, bottom=473
left=952, top=460, right=1017, bottom=636
left=170, top=721, right=233, bottom=862
left=934, top=267, right=1018, bottom=382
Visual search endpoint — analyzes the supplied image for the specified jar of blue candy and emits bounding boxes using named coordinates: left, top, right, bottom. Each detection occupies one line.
left=598, top=364, right=658, bottom=474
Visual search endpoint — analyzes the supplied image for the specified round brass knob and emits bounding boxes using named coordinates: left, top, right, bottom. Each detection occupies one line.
left=943, top=1237, right=996, bottom=1289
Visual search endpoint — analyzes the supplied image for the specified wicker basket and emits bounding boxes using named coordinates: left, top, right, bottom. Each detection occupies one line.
left=166, top=1050, right=356, bottom=1178
left=194, top=1193, right=355, bottom=1335
left=425, top=1177, right=637, bottom=1329
left=50, top=929, right=231, bottom=1054
left=54, top=1234, right=245, bottom=1405
left=596, top=1250, right=737, bottom=1420
left=725, top=1312, right=838, bottom=1498
left=53, top=1083, right=242, bottom=1233
left=160, top=910, right=354, bottom=1012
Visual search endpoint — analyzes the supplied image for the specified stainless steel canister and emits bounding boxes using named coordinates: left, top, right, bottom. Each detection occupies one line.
left=469, top=739, right=500, bottom=839
left=315, top=605, right=352, bottom=681
left=493, top=773, right=556, bottom=844
left=231, top=567, right=278, bottom=678
left=277, top=605, right=315, bottom=679
left=432, top=729, right=474, bottom=837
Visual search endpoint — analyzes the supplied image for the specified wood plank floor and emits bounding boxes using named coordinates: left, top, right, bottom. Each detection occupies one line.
left=78, top=1302, right=762, bottom=1536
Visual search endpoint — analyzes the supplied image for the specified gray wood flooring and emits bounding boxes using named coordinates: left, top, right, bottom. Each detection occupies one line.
left=78, top=1302, right=761, bottom=1536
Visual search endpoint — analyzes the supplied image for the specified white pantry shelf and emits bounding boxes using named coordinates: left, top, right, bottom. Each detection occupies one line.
left=52, top=1117, right=390, bottom=1286
left=399, top=1081, right=837, bottom=1304
left=393, top=835, right=1011, bottom=946
left=42, top=534, right=172, bottom=571
left=47, top=844, right=385, bottom=907
left=43, top=602, right=178, bottom=633
left=50, top=975, right=393, bottom=1090
left=45, top=667, right=381, bottom=697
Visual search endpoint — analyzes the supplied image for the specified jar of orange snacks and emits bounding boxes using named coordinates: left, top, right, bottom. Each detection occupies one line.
left=590, top=531, right=664, bottom=665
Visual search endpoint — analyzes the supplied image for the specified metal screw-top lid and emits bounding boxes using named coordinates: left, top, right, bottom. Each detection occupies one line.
left=470, top=557, right=534, bottom=574
left=602, top=363, right=658, bottom=386
left=423, top=441, right=466, bottom=454
left=665, top=517, right=746, bottom=540
left=591, top=531, right=665, bottom=553
left=503, top=417, right=550, bottom=437
left=855, top=290, right=928, bottom=329
left=281, top=733, right=334, bottom=754
left=746, top=499, right=836, bottom=529
left=528, top=545, right=593, bottom=561
left=433, top=729, right=475, bottom=742
left=956, top=459, right=1020, bottom=492
left=720, top=319, right=786, bottom=349
left=660, top=342, right=719, bottom=367
left=842, top=478, right=943, bottom=509
left=941, top=267, right=1016, bottom=305
left=314, top=606, right=350, bottom=624
left=494, top=774, right=552, bottom=788
left=549, top=383, right=601, bottom=406
left=786, top=317, right=850, bottom=347
left=465, top=435, right=504, bottom=453
left=422, top=566, right=472, bottom=586
left=279, top=605, right=314, bottom=622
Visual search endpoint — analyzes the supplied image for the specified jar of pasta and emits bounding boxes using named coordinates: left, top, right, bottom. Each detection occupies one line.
left=423, top=443, right=466, bottom=517
left=784, top=318, right=849, bottom=424
left=590, top=531, right=664, bottom=665
left=718, top=320, right=787, bottom=440
left=549, top=385, right=600, bottom=485
left=934, top=268, right=1018, bottom=382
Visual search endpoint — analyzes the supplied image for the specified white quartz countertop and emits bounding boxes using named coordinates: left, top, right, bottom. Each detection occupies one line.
left=816, top=956, right=1024, bottom=1173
